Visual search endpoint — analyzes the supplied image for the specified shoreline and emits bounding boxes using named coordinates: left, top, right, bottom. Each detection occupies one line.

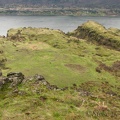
left=0, top=8, right=120, bottom=17
left=0, top=16, right=120, bottom=36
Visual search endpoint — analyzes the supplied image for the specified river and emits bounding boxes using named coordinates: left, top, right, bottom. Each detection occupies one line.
left=0, top=16, right=120, bottom=36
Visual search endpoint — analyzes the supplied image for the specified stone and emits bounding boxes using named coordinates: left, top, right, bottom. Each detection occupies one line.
left=49, top=85, right=59, bottom=90
left=10, top=77, right=23, bottom=87
left=34, top=74, right=45, bottom=81
left=0, top=77, right=9, bottom=83
left=42, top=80, right=49, bottom=86
left=7, top=72, right=24, bottom=79
left=6, top=72, right=24, bottom=87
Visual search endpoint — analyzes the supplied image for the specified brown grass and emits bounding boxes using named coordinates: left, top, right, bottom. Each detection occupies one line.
left=65, top=64, right=86, bottom=73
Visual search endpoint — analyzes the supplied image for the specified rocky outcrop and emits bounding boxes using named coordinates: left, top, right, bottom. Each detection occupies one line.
left=0, top=72, right=24, bottom=89
left=0, top=72, right=67, bottom=91
left=69, top=21, right=120, bottom=51
left=33, top=74, right=67, bottom=91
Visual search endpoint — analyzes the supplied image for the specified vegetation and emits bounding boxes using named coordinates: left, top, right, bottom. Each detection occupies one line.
left=0, top=8, right=119, bottom=16
left=0, top=74, right=120, bottom=120
left=0, top=0, right=120, bottom=16
left=0, top=21, right=120, bottom=119
left=0, top=0, right=119, bottom=8
left=69, top=21, right=120, bottom=50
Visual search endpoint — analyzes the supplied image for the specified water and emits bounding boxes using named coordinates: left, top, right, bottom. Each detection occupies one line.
left=0, top=16, right=120, bottom=36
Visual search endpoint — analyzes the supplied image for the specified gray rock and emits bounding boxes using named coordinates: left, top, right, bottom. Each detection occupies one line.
left=7, top=72, right=24, bottom=79
left=48, top=85, right=59, bottom=90
left=10, top=77, right=23, bottom=87
left=42, top=80, right=49, bottom=86
left=0, top=77, right=9, bottom=89
left=0, top=77, right=9, bottom=83
left=34, top=74, right=45, bottom=81
left=7, top=72, right=24, bottom=87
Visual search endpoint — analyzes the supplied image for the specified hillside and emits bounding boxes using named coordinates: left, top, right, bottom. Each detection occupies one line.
left=0, top=0, right=119, bottom=8
left=0, top=0, right=119, bottom=16
left=69, top=21, right=120, bottom=51
left=0, top=21, right=120, bottom=119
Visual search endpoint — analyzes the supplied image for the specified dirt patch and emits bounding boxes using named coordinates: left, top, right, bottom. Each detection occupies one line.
left=18, top=42, right=50, bottom=50
left=65, top=64, right=86, bottom=73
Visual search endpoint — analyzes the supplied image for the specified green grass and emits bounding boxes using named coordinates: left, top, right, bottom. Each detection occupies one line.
left=1, top=39, right=119, bottom=87
left=0, top=28, right=119, bottom=87
left=0, top=77, right=120, bottom=120
left=0, top=25, right=120, bottom=119
left=69, top=21, right=120, bottom=51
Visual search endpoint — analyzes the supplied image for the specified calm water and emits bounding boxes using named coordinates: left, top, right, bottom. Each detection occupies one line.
left=0, top=16, right=120, bottom=36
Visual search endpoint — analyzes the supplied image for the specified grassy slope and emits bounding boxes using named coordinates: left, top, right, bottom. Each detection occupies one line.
left=0, top=38, right=7, bottom=69
left=0, top=78, right=120, bottom=120
left=0, top=24, right=120, bottom=119
left=2, top=27, right=120, bottom=87
left=69, top=21, right=120, bottom=51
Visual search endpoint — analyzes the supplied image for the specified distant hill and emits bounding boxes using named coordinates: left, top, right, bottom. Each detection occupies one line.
left=0, top=0, right=120, bottom=8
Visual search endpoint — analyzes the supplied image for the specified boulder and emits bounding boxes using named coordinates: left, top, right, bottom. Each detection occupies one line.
left=7, top=72, right=24, bottom=78
left=7, top=72, right=24, bottom=87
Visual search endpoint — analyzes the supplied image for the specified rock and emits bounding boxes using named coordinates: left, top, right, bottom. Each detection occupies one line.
left=42, top=80, right=49, bottom=86
left=1, top=77, right=9, bottom=83
left=0, top=77, right=9, bottom=89
left=0, top=72, right=63, bottom=92
left=34, top=74, right=45, bottom=81
left=48, top=85, right=59, bottom=90
left=7, top=72, right=24, bottom=78
left=10, top=77, right=22, bottom=87
left=34, top=74, right=50, bottom=86
left=7, top=72, right=24, bottom=87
